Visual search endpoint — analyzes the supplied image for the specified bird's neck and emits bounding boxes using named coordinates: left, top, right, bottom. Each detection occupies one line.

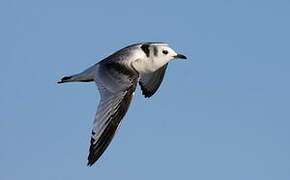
left=131, top=57, right=170, bottom=74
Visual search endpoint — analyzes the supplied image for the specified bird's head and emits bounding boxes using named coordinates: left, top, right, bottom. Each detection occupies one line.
left=129, top=42, right=187, bottom=74
left=140, top=42, right=187, bottom=62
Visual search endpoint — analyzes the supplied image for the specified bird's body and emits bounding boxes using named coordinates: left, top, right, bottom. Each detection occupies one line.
left=58, top=42, right=187, bottom=166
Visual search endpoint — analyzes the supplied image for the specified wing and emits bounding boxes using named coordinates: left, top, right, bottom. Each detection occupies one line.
left=139, top=63, right=168, bottom=98
left=87, top=62, right=138, bottom=166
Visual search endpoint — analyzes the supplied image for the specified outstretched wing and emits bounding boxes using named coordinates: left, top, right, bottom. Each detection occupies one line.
left=139, top=64, right=168, bottom=98
left=88, top=62, right=138, bottom=166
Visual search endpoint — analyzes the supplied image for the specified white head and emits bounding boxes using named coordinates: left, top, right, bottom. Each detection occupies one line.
left=141, top=42, right=186, bottom=60
left=132, top=42, right=187, bottom=73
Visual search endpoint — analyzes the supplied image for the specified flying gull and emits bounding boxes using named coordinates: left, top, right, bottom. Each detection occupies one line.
left=58, top=42, right=187, bottom=166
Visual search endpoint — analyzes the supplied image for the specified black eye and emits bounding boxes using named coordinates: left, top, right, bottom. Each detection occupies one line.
left=162, top=50, right=168, bottom=55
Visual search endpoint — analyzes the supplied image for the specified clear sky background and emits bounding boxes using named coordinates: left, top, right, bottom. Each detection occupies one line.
left=1, top=0, right=290, bottom=179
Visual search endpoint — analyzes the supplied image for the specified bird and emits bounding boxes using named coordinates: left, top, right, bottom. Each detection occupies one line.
left=58, top=42, right=187, bottom=166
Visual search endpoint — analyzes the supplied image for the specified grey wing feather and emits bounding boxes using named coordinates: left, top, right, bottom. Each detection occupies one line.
left=87, top=88, right=134, bottom=166
left=87, top=62, right=138, bottom=166
left=139, top=63, right=168, bottom=98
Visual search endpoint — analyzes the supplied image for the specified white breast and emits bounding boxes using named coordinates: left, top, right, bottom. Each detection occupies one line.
left=132, top=57, right=170, bottom=74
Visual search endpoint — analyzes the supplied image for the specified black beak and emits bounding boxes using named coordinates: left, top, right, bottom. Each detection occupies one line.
left=174, top=54, right=187, bottom=59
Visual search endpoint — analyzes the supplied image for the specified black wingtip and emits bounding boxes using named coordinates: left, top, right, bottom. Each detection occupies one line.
left=139, top=82, right=154, bottom=98
left=87, top=162, right=93, bottom=167
left=87, top=159, right=95, bottom=167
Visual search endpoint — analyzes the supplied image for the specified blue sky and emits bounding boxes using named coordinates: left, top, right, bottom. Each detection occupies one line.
left=1, top=0, right=290, bottom=179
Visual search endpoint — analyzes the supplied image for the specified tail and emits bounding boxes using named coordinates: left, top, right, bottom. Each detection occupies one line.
left=57, top=64, right=97, bottom=84
left=57, top=76, right=80, bottom=84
